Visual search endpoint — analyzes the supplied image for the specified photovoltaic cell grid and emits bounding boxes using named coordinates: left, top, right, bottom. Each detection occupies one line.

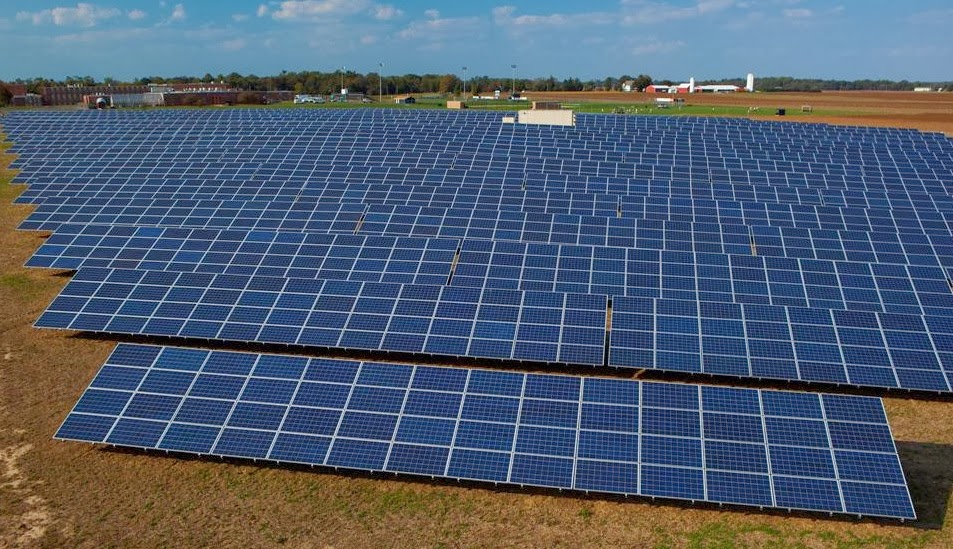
left=22, top=201, right=953, bottom=271
left=18, top=167, right=951, bottom=217
left=32, top=261, right=953, bottom=392
left=21, top=197, right=953, bottom=248
left=27, top=227, right=459, bottom=286
left=18, top=199, right=366, bottom=233
left=56, top=343, right=915, bottom=519
left=610, top=297, right=953, bottom=392
left=36, top=267, right=608, bottom=366
left=5, top=112, right=950, bottom=201
left=29, top=224, right=953, bottom=318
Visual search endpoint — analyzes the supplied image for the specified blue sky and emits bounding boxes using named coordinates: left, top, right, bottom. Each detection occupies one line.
left=0, top=1, right=950, bottom=81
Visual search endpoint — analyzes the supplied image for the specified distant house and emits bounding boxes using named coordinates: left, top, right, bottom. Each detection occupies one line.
left=1, top=82, right=41, bottom=107
left=1, top=82, right=27, bottom=97
left=622, top=80, right=637, bottom=92
left=394, top=95, right=416, bottom=104
left=42, top=85, right=150, bottom=106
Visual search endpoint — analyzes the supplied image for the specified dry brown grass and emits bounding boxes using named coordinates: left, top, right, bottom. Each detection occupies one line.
left=1, top=104, right=953, bottom=547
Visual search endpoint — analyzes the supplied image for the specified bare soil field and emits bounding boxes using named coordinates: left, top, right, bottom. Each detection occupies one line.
left=1, top=103, right=953, bottom=547
left=530, top=91, right=953, bottom=135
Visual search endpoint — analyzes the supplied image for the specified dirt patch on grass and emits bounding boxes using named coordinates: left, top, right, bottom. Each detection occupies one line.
left=1, top=111, right=953, bottom=547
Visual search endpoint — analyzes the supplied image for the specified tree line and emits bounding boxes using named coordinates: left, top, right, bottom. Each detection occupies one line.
left=3, top=71, right=952, bottom=99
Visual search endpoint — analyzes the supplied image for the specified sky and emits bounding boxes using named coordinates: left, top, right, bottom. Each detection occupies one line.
left=0, top=0, right=951, bottom=82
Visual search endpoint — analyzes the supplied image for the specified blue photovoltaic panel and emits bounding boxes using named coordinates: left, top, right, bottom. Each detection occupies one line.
left=609, top=296, right=953, bottom=392
left=18, top=199, right=367, bottom=233
left=32, top=260, right=953, bottom=391
left=54, top=343, right=916, bottom=519
left=26, top=226, right=459, bottom=286
left=34, top=267, right=607, bottom=366
left=25, top=223, right=953, bottom=319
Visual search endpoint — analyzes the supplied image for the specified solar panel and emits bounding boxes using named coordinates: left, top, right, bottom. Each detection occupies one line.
left=18, top=199, right=367, bottom=233
left=27, top=227, right=460, bottom=286
left=610, top=296, right=953, bottom=392
left=35, top=267, right=608, bottom=366
left=56, top=343, right=916, bottom=519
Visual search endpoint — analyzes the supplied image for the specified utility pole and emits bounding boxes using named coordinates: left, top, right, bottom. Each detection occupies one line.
left=511, top=64, right=517, bottom=96
left=462, top=66, right=467, bottom=97
left=379, top=62, right=383, bottom=100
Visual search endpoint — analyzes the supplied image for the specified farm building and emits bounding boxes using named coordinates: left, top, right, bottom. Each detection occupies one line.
left=646, top=73, right=753, bottom=94
left=394, top=95, right=416, bottom=104
left=645, top=83, right=692, bottom=94
left=695, top=84, right=742, bottom=93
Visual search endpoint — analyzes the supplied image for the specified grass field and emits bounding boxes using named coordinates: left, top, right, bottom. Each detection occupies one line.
left=267, top=90, right=953, bottom=135
left=1, top=96, right=952, bottom=547
left=256, top=96, right=870, bottom=118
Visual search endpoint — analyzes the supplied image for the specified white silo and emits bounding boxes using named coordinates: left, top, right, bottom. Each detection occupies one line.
left=689, top=77, right=696, bottom=93
left=746, top=73, right=755, bottom=92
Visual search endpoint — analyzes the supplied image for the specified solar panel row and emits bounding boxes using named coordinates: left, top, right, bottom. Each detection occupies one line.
left=33, top=265, right=953, bottom=392
left=27, top=225, right=953, bottom=317
left=14, top=163, right=951, bottom=217
left=22, top=194, right=953, bottom=246
left=56, top=343, right=916, bottom=519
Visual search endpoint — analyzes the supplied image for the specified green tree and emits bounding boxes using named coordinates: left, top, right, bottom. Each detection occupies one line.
left=0, top=85, right=13, bottom=107
left=438, top=74, right=460, bottom=94
left=634, top=74, right=653, bottom=91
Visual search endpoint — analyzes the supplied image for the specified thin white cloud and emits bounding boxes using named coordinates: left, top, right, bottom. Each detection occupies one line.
left=257, top=4, right=269, bottom=17
left=397, top=12, right=481, bottom=42
left=884, top=44, right=950, bottom=58
left=374, top=4, right=402, bottom=21
left=782, top=8, right=812, bottom=18
left=232, top=13, right=249, bottom=22
left=493, top=6, right=614, bottom=27
left=155, top=3, right=186, bottom=25
left=128, top=9, right=147, bottom=21
left=52, top=25, right=153, bottom=44
left=360, top=34, right=378, bottom=44
left=621, top=0, right=736, bottom=25
left=632, top=39, right=686, bottom=55
left=220, top=38, right=246, bottom=52
left=16, top=3, right=122, bottom=27
left=907, top=8, right=953, bottom=25
left=271, top=0, right=368, bottom=21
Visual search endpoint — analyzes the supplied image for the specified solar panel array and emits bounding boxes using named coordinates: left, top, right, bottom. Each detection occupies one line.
left=56, top=343, right=915, bottom=519
left=4, top=107, right=947, bottom=519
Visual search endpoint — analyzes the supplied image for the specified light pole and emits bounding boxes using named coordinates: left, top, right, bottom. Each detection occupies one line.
left=462, top=66, right=467, bottom=98
left=378, top=62, right=383, bottom=100
left=511, top=64, right=517, bottom=96
left=340, top=66, right=345, bottom=93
